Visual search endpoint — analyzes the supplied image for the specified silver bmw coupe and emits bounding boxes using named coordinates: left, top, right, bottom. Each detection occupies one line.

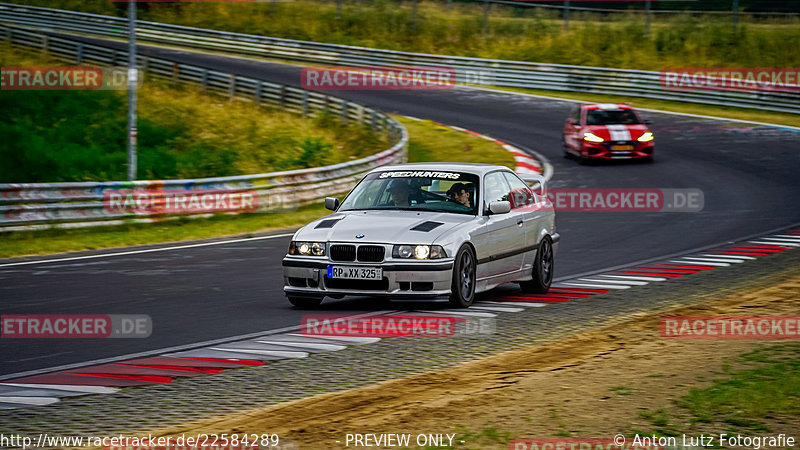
left=282, top=163, right=558, bottom=308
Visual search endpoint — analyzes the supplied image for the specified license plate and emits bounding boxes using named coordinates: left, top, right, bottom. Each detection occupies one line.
left=611, top=145, right=634, bottom=151
left=327, top=266, right=382, bottom=280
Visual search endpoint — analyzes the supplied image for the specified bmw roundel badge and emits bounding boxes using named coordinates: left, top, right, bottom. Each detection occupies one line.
left=355, top=234, right=365, bottom=239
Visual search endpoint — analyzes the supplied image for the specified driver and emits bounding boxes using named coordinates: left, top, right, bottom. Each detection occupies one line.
left=389, top=180, right=411, bottom=207
left=447, top=183, right=471, bottom=208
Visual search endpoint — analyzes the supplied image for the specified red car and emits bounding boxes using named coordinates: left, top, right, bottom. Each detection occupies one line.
left=563, top=103, right=654, bottom=163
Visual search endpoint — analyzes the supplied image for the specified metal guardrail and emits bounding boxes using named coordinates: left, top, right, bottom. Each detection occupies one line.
left=0, top=2, right=798, bottom=114
left=0, top=25, right=408, bottom=230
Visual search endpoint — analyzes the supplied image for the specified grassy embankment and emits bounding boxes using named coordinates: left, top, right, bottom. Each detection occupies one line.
left=14, top=0, right=800, bottom=70
left=0, top=43, right=387, bottom=182
left=12, top=0, right=800, bottom=127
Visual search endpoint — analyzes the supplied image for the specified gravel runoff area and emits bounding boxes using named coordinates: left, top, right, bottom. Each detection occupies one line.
left=1, top=244, right=798, bottom=443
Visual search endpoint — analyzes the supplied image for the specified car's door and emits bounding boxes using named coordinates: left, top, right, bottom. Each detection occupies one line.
left=472, top=171, right=524, bottom=281
left=503, top=171, right=545, bottom=271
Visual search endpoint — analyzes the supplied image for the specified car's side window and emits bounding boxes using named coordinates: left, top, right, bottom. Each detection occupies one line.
left=571, top=106, right=581, bottom=123
left=484, top=172, right=512, bottom=205
left=502, top=171, right=537, bottom=208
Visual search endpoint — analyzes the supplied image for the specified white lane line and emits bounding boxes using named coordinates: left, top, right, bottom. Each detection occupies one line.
left=0, top=396, right=60, bottom=406
left=417, top=310, right=497, bottom=318
left=677, top=257, right=736, bottom=265
left=556, top=282, right=630, bottom=289
left=208, top=348, right=308, bottom=358
left=0, top=233, right=295, bottom=268
left=470, top=305, right=524, bottom=313
left=595, top=275, right=667, bottom=282
left=578, top=278, right=648, bottom=286
left=479, top=301, right=548, bottom=308
left=748, top=240, right=799, bottom=247
left=771, top=235, right=800, bottom=240
left=284, top=334, right=381, bottom=344
left=689, top=256, right=746, bottom=263
left=254, top=340, right=345, bottom=351
left=750, top=239, right=800, bottom=246
left=0, top=383, right=118, bottom=394
left=701, top=253, right=756, bottom=260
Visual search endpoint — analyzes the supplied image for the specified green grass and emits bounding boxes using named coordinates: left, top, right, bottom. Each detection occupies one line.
left=0, top=114, right=517, bottom=258
left=10, top=0, right=799, bottom=70
left=0, top=42, right=388, bottom=182
left=637, top=343, right=800, bottom=435
left=397, top=116, right=516, bottom=168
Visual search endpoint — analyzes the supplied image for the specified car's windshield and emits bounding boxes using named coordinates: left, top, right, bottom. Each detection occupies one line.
left=586, top=109, right=641, bottom=125
left=338, top=170, right=480, bottom=215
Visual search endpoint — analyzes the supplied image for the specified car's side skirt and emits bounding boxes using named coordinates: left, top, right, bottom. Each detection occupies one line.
left=476, top=243, right=540, bottom=265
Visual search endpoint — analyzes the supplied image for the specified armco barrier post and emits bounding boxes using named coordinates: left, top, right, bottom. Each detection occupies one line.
left=255, top=80, right=263, bottom=103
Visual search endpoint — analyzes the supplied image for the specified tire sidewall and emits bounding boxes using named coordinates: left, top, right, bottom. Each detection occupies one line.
left=534, top=237, right=554, bottom=290
left=450, top=245, right=476, bottom=307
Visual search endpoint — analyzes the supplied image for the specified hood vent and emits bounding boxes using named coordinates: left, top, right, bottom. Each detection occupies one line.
left=315, top=218, right=342, bottom=229
left=410, top=221, right=444, bottom=232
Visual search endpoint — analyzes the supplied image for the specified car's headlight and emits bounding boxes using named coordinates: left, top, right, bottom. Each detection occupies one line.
left=392, top=244, right=447, bottom=259
left=288, top=241, right=326, bottom=256
left=583, top=132, right=604, bottom=143
left=638, top=131, right=654, bottom=142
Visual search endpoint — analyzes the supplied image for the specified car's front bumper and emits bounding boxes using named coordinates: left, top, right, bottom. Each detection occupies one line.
left=282, top=258, right=454, bottom=298
left=582, top=141, right=654, bottom=159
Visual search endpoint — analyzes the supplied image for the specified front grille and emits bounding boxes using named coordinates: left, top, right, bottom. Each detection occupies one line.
left=325, top=277, right=389, bottom=291
left=357, top=245, right=385, bottom=262
left=330, top=244, right=356, bottom=261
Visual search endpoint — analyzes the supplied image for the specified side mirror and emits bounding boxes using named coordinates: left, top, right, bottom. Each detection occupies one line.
left=488, top=201, right=511, bottom=215
left=324, top=197, right=340, bottom=211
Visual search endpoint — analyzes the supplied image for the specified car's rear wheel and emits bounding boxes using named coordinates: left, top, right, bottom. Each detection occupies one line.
left=520, top=237, right=553, bottom=294
left=449, top=245, right=476, bottom=308
left=287, top=295, right=323, bottom=308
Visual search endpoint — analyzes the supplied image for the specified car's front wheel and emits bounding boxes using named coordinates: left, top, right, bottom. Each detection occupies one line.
left=449, top=245, right=476, bottom=308
left=287, top=295, right=324, bottom=308
left=520, top=237, right=554, bottom=294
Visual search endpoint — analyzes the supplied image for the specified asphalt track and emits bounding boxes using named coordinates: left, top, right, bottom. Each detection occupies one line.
left=1, top=34, right=799, bottom=377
